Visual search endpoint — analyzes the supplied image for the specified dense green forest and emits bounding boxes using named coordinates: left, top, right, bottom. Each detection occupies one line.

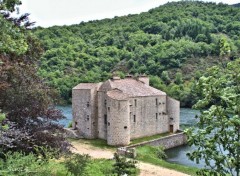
left=34, top=1, right=240, bottom=107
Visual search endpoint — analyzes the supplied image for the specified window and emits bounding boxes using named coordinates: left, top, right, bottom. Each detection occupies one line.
left=134, top=99, right=137, bottom=106
left=156, top=113, right=158, bottom=119
left=108, top=122, right=110, bottom=126
left=108, top=107, right=110, bottom=111
left=87, top=102, right=90, bottom=107
left=104, top=115, right=107, bottom=125
left=104, top=99, right=107, bottom=106
left=156, top=98, right=158, bottom=106
left=124, top=126, right=127, bottom=129
left=133, top=115, right=136, bottom=122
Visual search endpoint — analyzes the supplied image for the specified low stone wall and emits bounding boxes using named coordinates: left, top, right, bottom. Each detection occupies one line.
left=117, top=131, right=187, bottom=158
left=117, top=147, right=137, bottom=158
left=128, top=131, right=187, bottom=150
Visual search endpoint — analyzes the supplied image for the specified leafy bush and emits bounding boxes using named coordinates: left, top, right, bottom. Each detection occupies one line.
left=64, top=153, right=90, bottom=176
left=155, top=146, right=167, bottom=160
left=112, top=153, right=138, bottom=176
left=0, top=152, right=68, bottom=176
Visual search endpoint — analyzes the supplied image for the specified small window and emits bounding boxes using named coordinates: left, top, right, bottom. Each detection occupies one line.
left=133, top=115, right=136, bottom=122
left=87, top=102, right=90, bottom=107
left=104, top=115, right=107, bottom=125
left=108, top=107, right=110, bottom=111
left=134, top=99, right=137, bottom=106
left=104, top=99, right=107, bottom=106
left=87, top=117, right=89, bottom=121
left=156, top=113, right=158, bottom=119
left=124, top=126, right=127, bottom=129
left=108, top=122, right=110, bottom=126
left=156, top=98, right=158, bottom=106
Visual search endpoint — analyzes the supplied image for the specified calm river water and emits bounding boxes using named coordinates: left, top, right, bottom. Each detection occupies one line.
left=57, top=106, right=203, bottom=168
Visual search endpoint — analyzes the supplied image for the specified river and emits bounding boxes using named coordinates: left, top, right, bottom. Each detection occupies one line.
left=57, top=106, right=203, bottom=168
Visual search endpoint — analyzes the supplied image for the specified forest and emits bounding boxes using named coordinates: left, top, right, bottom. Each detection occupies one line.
left=34, top=1, right=240, bottom=106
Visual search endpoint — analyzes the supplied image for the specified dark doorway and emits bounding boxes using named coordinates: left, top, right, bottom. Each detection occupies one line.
left=170, top=125, right=174, bottom=133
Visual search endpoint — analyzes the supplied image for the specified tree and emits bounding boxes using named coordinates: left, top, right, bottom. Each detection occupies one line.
left=0, top=0, right=70, bottom=154
left=185, top=59, right=240, bottom=176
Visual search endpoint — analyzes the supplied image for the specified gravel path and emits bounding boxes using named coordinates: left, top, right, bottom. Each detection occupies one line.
left=71, top=141, right=189, bottom=176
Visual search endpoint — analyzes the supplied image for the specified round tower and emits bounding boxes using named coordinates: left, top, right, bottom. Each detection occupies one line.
left=106, top=96, right=130, bottom=146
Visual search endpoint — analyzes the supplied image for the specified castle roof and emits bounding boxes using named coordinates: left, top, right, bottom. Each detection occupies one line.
left=103, top=77, right=166, bottom=98
left=107, top=89, right=129, bottom=100
left=73, top=83, right=100, bottom=90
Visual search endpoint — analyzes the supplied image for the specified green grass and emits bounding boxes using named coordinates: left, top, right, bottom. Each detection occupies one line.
left=85, top=159, right=114, bottom=176
left=130, top=132, right=170, bottom=145
left=136, top=145, right=199, bottom=176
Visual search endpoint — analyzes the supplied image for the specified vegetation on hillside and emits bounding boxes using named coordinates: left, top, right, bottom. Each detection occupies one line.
left=34, top=1, right=240, bottom=106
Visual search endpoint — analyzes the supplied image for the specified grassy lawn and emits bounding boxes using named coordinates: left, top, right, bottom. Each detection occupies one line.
left=130, top=132, right=170, bottom=145
left=136, top=145, right=199, bottom=176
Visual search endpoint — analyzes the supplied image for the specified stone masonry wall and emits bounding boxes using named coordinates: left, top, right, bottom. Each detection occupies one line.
left=167, top=97, right=180, bottom=133
left=107, top=97, right=130, bottom=146
left=72, top=85, right=99, bottom=139
left=129, top=95, right=169, bottom=139
left=72, top=89, right=92, bottom=138
left=128, top=131, right=187, bottom=150
left=97, top=91, right=107, bottom=140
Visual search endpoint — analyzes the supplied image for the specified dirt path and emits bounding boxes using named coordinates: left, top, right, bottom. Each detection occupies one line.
left=71, top=141, right=189, bottom=176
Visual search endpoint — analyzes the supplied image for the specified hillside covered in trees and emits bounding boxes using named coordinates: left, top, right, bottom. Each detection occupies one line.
left=34, top=1, right=240, bottom=107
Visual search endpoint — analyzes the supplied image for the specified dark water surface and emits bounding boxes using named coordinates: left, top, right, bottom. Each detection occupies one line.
left=57, top=106, right=203, bottom=168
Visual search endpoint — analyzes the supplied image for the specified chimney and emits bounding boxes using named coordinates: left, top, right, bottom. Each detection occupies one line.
left=138, top=74, right=149, bottom=85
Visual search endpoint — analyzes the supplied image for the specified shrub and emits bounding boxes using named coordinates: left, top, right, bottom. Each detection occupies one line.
left=112, top=153, right=138, bottom=176
left=64, top=153, right=90, bottom=176
left=155, top=146, right=167, bottom=160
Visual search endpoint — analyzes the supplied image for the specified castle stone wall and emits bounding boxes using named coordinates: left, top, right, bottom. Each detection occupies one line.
left=72, top=85, right=99, bottom=139
left=128, top=131, right=187, bottom=150
left=107, top=97, right=130, bottom=146
left=97, top=91, right=107, bottom=140
left=167, top=97, right=180, bottom=133
left=72, top=89, right=92, bottom=138
left=130, top=95, right=169, bottom=139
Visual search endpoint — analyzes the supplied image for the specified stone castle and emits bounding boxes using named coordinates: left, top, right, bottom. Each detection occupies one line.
left=72, top=75, right=180, bottom=146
